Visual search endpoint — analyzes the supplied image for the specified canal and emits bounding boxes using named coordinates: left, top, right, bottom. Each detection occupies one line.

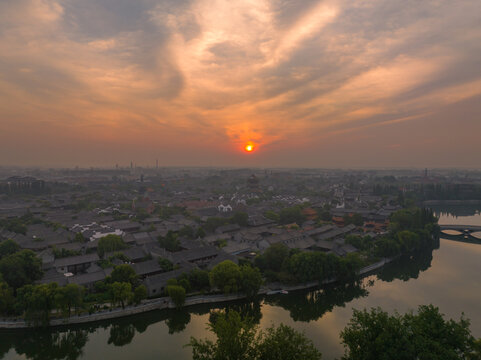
left=2, top=206, right=481, bottom=359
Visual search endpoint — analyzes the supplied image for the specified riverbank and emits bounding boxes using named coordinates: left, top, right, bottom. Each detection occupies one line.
left=0, top=258, right=393, bottom=329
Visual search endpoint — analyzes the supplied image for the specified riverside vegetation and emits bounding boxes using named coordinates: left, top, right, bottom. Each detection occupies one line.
left=0, top=207, right=441, bottom=326
left=187, top=305, right=481, bottom=360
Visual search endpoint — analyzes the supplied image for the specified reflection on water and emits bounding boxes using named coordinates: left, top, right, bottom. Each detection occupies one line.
left=377, top=248, right=435, bottom=283
left=108, top=324, right=135, bottom=347
left=264, top=282, right=369, bottom=323
left=441, top=229, right=463, bottom=235
left=0, top=247, right=437, bottom=360
left=432, top=205, right=481, bottom=226
left=1, top=206, right=480, bottom=360
left=0, top=329, right=89, bottom=360
left=431, top=204, right=481, bottom=218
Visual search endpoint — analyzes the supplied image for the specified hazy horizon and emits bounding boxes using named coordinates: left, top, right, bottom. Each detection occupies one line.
left=2, top=164, right=480, bottom=173
left=1, top=0, right=480, bottom=168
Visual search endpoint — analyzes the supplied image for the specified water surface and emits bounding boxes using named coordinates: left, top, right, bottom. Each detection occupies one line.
left=2, top=206, right=481, bottom=359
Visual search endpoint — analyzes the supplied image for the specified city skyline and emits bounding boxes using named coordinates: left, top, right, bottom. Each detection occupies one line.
left=1, top=0, right=480, bottom=168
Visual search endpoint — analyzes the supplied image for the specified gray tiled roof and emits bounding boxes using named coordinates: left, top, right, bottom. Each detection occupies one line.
left=132, top=259, right=162, bottom=276
left=54, top=253, right=99, bottom=267
left=67, top=270, right=108, bottom=286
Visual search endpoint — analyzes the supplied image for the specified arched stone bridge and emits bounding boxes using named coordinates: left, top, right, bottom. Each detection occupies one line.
left=440, top=225, right=481, bottom=233
left=439, top=225, right=481, bottom=242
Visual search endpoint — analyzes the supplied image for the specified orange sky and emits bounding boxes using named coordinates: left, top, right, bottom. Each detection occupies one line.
left=0, top=0, right=480, bottom=168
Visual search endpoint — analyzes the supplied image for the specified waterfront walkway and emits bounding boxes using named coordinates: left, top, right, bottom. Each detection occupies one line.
left=0, top=258, right=392, bottom=329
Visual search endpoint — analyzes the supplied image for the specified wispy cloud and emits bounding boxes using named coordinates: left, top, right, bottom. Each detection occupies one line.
left=0, top=0, right=480, bottom=167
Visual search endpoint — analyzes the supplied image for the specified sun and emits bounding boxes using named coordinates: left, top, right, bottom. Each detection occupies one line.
left=244, top=143, right=254, bottom=152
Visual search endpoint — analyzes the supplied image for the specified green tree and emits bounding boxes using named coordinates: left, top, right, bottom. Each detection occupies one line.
left=55, top=283, right=84, bottom=317
left=345, top=235, right=373, bottom=252
left=179, top=226, right=195, bottom=239
left=286, top=251, right=341, bottom=283
left=264, top=211, right=280, bottom=222
left=0, top=239, right=20, bottom=259
left=209, top=260, right=241, bottom=294
left=196, top=227, right=206, bottom=238
left=189, top=310, right=258, bottom=360
left=257, top=324, right=322, bottom=360
left=167, top=278, right=178, bottom=287
left=279, top=206, right=306, bottom=225
left=187, top=269, right=211, bottom=292
left=0, top=281, right=14, bottom=315
left=240, top=265, right=263, bottom=298
left=0, top=218, right=27, bottom=234
left=179, top=278, right=191, bottom=293
left=0, top=249, right=43, bottom=290
left=343, top=213, right=363, bottom=227
left=373, top=237, right=401, bottom=258
left=318, top=210, right=332, bottom=222
left=468, top=338, right=481, bottom=360
left=188, top=310, right=322, bottom=360
left=110, top=282, right=132, bottom=309
left=74, top=232, right=86, bottom=243
left=133, top=285, right=147, bottom=304
left=205, top=217, right=229, bottom=233
left=158, top=231, right=181, bottom=252
left=158, top=258, right=174, bottom=272
left=340, top=305, right=479, bottom=360
left=337, top=253, right=364, bottom=282
left=17, top=283, right=58, bottom=326
left=110, top=264, right=137, bottom=285
left=168, top=285, right=186, bottom=308
left=397, top=230, right=420, bottom=252
left=97, top=234, right=127, bottom=257
left=255, top=243, right=290, bottom=273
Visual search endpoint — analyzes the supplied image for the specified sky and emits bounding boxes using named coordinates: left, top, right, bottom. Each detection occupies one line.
left=0, top=0, right=480, bottom=169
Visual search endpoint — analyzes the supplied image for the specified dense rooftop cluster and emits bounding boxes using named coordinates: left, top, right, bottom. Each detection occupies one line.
left=0, top=167, right=471, bottom=323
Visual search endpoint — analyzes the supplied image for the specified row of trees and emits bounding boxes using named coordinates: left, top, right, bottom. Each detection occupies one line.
left=209, top=261, right=263, bottom=297
left=0, top=262, right=149, bottom=324
left=203, top=212, right=249, bottom=233
left=97, top=234, right=127, bottom=257
left=341, top=305, right=481, bottom=359
left=264, top=205, right=307, bottom=225
left=0, top=213, right=48, bottom=235
left=164, top=261, right=263, bottom=308
left=189, top=310, right=322, bottom=360
left=254, top=243, right=364, bottom=284
left=0, top=213, right=68, bottom=236
left=188, top=305, right=481, bottom=360
left=343, top=207, right=440, bottom=260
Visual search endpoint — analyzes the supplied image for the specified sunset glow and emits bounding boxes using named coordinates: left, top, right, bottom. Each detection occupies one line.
left=0, top=0, right=479, bottom=167
left=245, top=144, right=254, bottom=152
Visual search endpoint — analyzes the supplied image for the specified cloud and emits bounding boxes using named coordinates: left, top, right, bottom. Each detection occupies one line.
left=0, top=0, right=480, bottom=166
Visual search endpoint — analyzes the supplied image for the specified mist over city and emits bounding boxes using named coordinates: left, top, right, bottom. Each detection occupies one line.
left=1, top=1, right=480, bottom=359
